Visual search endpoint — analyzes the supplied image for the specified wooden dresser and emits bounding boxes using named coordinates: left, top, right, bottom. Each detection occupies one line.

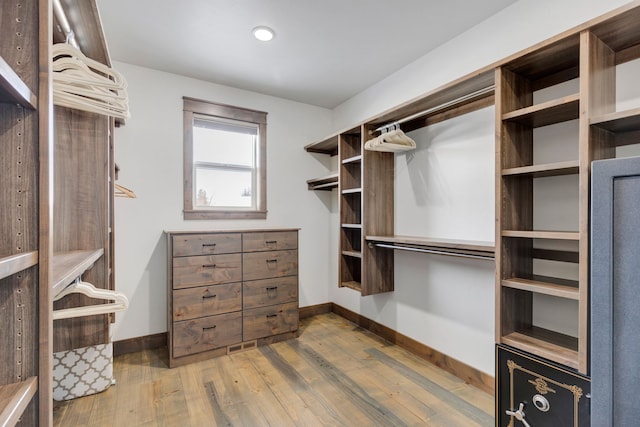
left=166, top=229, right=299, bottom=367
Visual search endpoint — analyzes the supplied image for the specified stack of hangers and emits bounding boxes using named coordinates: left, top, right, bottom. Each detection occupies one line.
left=52, top=42, right=130, bottom=119
left=365, top=125, right=416, bottom=152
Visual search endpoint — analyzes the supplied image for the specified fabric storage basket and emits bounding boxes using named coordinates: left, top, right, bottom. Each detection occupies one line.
left=52, top=342, right=114, bottom=401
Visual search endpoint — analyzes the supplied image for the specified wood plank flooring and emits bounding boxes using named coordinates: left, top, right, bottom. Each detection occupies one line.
left=53, top=313, right=494, bottom=426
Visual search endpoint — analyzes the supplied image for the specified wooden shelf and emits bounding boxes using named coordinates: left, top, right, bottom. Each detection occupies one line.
left=0, top=56, right=36, bottom=109
left=342, top=155, right=362, bottom=164
left=307, top=173, right=338, bottom=191
left=0, top=377, right=37, bottom=427
left=502, top=94, right=580, bottom=127
left=502, top=230, right=580, bottom=240
left=502, top=328, right=579, bottom=370
left=341, top=188, right=362, bottom=195
left=0, top=251, right=38, bottom=281
left=341, top=250, right=362, bottom=259
left=591, top=107, right=640, bottom=132
left=52, top=249, right=105, bottom=297
left=502, top=277, right=579, bottom=300
left=304, top=135, right=338, bottom=156
left=367, top=235, right=494, bottom=257
left=341, top=224, right=362, bottom=229
left=502, top=160, right=579, bottom=177
left=340, top=281, right=362, bottom=291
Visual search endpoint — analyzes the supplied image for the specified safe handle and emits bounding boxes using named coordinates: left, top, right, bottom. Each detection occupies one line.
left=505, top=403, right=530, bottom=427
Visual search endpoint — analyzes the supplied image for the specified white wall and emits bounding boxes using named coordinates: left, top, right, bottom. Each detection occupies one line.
left=328, top=0, right=635, bottom=376
left=111, top=62, right=334, bottom=342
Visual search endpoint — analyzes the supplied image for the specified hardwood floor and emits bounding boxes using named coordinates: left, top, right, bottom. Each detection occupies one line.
left=53, top=313, right=494, bottom=426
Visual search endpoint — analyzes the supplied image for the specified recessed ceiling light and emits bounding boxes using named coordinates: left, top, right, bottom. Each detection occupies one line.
left=252, top=26, right=275, bottom=42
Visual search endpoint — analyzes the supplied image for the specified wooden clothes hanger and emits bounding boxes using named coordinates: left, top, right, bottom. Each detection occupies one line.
left=114, top=183, right=137, bottom=199
left=53, top=278, right=129, bottom=320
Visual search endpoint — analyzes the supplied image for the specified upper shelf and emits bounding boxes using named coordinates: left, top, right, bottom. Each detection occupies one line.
left=305, top=135, right=339, bottom=156
left=502, top=94, right=580, bottom=127
left=52, top=249, right=105, bottom=297
left=0, top=56, right=37, bottom=109
left=502, top=160, right=580, bottom=178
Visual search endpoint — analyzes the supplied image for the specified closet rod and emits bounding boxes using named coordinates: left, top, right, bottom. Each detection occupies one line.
left=373, top=85, right=495, bottom=133
left=53, top=0, right=79, bottom=48
left=374, top=243, right=495, bottom=261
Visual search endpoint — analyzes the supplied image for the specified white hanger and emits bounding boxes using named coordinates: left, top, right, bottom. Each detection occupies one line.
left=53, top=278, right=129, bottom=320
left=52, top=42, right=130, bottom=119
left=365, top=125, right=416, bottom=152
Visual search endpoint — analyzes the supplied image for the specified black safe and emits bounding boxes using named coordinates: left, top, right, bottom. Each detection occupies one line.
left=496, top=345, right=590, bottom=427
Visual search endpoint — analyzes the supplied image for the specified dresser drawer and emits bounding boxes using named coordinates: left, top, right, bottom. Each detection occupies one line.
left=173, top=283, right=242, bottom=321
left=173, top=253, right=242, bottom=289
left=173, top=312, right=242, bottom=358
left=243, top=276, right=298, bottom=310
left=242, top=250, right=298, bottom=281
left=242, top=231, right=297, bottom=252
left=173, top=233, right=241, bottom=257
left=243, top=302, right=299, bottom=341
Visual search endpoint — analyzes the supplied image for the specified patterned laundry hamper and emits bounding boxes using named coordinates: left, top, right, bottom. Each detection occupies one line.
left=52, top=342, right=115, bottom=401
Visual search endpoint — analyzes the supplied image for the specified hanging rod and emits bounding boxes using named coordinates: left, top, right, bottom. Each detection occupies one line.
left=53, top=0, right=80, bottom=49
left=373, top=243, right=495, bottom=261
left=373, top=85, right=495, bottom=133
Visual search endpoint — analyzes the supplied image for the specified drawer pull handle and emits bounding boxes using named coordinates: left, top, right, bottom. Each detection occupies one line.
left=202, top=243, right=217, bottom=247
left=203, top=325, right=217, bottom=331
left=266, top=314, right=278, bottom=319
left=202, top=294, right=217, bottom=299
left=202, top=264, right=217, bottom=268
left=266, top=286, right=278, bottom=291
left=266, top=240, right=277, bottom=244
left=266, top=259, right=278, bottom=263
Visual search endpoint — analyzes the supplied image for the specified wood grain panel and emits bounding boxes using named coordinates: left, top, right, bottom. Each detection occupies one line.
left=173, top=282, right=241, bottom=321
left=172, top=253, right=242, bottom=289
left=172, top=312, right=242, bottom=358
left=52, top=106, right=110, bottom=352
left=242, top=231, right=297, bottom=253
left=243, top=276, right=298, bottom=310
left=243, top=302, right=299, bottom=341
left=172, top=233, right=241, bottom=257
left=242, top=250, right=298, bottom=281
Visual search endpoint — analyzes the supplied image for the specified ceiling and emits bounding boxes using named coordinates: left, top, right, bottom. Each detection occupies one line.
left=95, top=0, right=517, bottom=109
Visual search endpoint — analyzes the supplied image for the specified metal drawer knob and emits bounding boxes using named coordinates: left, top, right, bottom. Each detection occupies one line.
left=532, top=394, right=550, bottom=412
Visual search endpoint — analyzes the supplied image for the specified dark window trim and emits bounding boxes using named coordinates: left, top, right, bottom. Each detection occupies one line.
left=183, top=97, right=267, bottom=220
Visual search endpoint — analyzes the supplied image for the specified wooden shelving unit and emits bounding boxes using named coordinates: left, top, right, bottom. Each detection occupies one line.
left=495, top=30, right=586, bottom=371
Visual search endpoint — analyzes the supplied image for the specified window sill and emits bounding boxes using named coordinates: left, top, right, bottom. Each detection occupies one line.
left=183, top=209, right=267, bottom=220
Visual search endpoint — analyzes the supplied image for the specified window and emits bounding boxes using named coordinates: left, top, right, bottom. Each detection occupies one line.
left=183, top=97, right=267, bottom=219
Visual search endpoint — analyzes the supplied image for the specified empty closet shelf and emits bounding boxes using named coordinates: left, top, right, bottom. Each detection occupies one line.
left=0, top=376, right=37, bottom=427
left=0, top=55, right=37, bottom=109
left=307, top=173, right=338, bottom=191
left=0, top=251, right=38, bottom=280
left=367, top=235, right=494, bottom=260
